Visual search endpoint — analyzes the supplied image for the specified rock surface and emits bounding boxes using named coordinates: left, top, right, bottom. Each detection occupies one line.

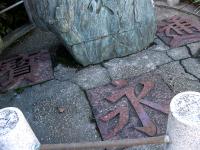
left=24, top=0, right=156, bottom=66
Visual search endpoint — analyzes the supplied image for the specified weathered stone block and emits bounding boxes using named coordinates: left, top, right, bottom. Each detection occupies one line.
left=24, top=0, right=156, bottom=66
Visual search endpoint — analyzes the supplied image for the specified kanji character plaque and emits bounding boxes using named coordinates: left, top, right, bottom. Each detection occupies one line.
left=0, top=51, right=54, bottom=92
left=87, top=73, right=174, bottom=141
left=157, top=15, right=200, bottom=48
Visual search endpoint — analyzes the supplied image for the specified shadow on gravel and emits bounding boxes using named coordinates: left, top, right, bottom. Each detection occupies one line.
left=50, top=44, right=82, bottom=69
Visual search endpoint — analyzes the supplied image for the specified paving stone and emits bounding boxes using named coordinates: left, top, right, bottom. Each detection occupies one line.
left=182, top=58, right=200, bottom=79
left=104, top=50, right=172, bottom=80
left=148, top=38, right=169, bottom=52
left=167, top=47, right=190, bottom=60
left=173, top=78, right=200, bottom=93
left=155, top=61, right=197, bottom=93
left=0, top=80, right=101, bottom=145
left=187, top=42, right=200, bottom=57
left=72, top=65, right=111, bottom=90
left=54, top=64, right=76, bottom=81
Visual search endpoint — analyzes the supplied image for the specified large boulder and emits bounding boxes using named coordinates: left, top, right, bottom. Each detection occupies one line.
left=24, top=0, right=156, bottom=66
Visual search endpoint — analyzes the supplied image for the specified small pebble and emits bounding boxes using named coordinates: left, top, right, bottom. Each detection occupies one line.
left=57, top=107, right=65, bottom=113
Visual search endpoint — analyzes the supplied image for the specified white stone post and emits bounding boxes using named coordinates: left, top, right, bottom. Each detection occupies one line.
left=0, top=107, right=40, bottom=150
left=167, top=0, right=180, bottom=6
left=165, top=91, right=200, bottom=150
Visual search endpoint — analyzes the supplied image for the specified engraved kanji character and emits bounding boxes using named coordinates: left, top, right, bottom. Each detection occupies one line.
left=0, top=52, right=41, bottom=90
left=100, top=80, right=169, bottom=138
left=158, top=16, right=200, bottom=47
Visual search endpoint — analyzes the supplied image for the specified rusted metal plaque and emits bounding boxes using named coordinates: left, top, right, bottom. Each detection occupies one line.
left=87, top=73, right=174, bottom=141
left=157, top=15, right=200, bottom=48
left=0, top=51, right=54, bottom=92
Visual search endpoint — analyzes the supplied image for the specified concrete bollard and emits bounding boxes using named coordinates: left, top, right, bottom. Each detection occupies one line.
left=0, top=107, right=40, bottom=150
left=167, top=0, right=180, bottom=6
left=165, top=91, right=200, bottom=150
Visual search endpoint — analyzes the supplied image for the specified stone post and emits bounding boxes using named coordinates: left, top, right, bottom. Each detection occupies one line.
left=167, top=0, right=180, bottom=6
left=0, top=107, right=40, bottom=150
left=165, top=91, right=200, bottom=150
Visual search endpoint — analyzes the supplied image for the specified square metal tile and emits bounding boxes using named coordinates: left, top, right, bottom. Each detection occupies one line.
left=157, top=15, right=200, bottom=48
left=87, top=73, right=174, bottom=141
left=0, top=51, right=54, bottom=92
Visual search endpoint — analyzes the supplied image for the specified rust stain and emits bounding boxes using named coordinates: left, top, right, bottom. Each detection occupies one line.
left=157, top=16, right=200, bottom=48
left=0, top=51, right=54, bottom=92
left=87, top=73, right=174, bottom=141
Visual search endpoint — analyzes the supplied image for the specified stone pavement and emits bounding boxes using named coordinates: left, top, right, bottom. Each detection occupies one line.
left=0, top=2, right=200, bottom=150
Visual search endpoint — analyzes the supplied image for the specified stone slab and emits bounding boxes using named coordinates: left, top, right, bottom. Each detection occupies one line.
left=167, top=47, right=190, bottom=60
left=173, top=78, right=200, bottom=94
left=87, top=72, right=174, bottom=142
left=72, top=65, right=111, bottom=90
left=104, top=50, right=172, bottom=80
left=182, top=58, right=200, bottom=79
left=155, top=61, right=199, bottom=94
left=187, top=42, right=200, bottom=57
left=157, top=16, right=200, bottom=48
left=148, top=38, right=169, bottom=52
left=54, top=64, right=76, bottom=81
left=0, top=51, right=54, bottom=92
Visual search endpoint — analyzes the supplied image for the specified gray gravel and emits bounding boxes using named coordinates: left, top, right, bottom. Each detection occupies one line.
left=0, top=80, right=102, bottom=145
